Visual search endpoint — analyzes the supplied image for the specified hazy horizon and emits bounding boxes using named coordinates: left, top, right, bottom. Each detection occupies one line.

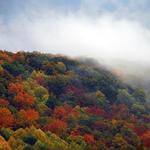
left=0, top=0, right=150, bottom=67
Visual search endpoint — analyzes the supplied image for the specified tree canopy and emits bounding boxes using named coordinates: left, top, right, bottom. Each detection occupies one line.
left=0, top=50, right=149, bottom=150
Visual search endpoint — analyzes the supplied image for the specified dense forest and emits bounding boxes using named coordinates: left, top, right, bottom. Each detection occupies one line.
left=0, top=50, right=149, bottom=150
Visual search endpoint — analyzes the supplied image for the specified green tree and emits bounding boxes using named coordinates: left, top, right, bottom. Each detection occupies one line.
left=55, top=62, right=66, bottom=74
left=133, top=88, right=147, bottom=103
left=131, top=103, right=146, bottom=116
left=117, top=89, right=135, bottom=106
left=96, top=90, right=106, bottom=107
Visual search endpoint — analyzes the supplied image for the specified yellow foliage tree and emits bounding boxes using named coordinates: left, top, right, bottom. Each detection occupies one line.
left=0, top=136, right=12, bottom=150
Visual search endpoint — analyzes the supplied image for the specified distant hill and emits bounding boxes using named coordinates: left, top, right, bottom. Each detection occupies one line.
left=0, top=50, right=149, bottom=150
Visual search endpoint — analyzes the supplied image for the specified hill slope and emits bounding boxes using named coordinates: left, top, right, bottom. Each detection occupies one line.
left=0, top=50, right=150, bottom=150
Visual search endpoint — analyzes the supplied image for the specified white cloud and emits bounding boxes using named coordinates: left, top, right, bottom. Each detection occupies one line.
left=0, top=11, right=150, bottom=66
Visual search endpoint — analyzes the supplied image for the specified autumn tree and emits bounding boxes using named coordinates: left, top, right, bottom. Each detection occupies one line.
left=0, top=108, right=14, bottom=128
left=53, top=106, right=67, bottom=120
left=0, top=65, right=3, bottom=72
left=8, top=82, right=35, bottom=108
left=13, top=92, right=34, bottom=108
left=12, top=52, right=25, bottom=63
left=141, top=131, right=150, bottom=148
left=96, top=90, right=106, bottom=107
left=42, top=61, right=55, bottom=75
left=0, top=51, right=12, bottom=63
left=44, top=119, right=67, bottom=136
left=8, top=82, right=24, bottom=93
left=0, top=135, right=11, bottom=150
left=17, top=109, right=39, bottom=126
left=86, top=106, right=105, bottom=116
left=34, top=86, right=49, bottom=102
left=0, top=98, right=9, bottom=107
left=83, top=134, right=95, bottom=144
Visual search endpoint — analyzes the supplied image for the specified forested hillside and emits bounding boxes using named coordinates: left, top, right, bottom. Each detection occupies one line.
left=0, top=50, right=149, bottom=150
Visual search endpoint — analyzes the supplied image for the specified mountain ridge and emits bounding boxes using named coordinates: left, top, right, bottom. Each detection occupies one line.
left=0, top=50, right=149, bottom=150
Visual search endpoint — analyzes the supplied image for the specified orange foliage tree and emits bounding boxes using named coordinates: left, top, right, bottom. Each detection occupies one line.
left=0, top=51, right=12, bottom=63
left=17, top=109, right=39, bottom=126
left=12, top=52, right=25, bottom=62
left=0, top=136, right=11, bottom=150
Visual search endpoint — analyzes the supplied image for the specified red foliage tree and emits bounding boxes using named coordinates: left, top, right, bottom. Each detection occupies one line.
left=141, top=131, right=150, bottom=148
left=13, top=92, right=34, bottom=108
left=8, top=82, right=24, bottom=93
left=0, top=60, right=3, bottom=65
left=70, top=130, right=80, bottom=137
left=23, top=109, right=39, bottom=122
left=134, top=125, right=147, bottom=136
left=53, top=104, right=80, bottom=120
left=44, top=119, right=67, bottom=135
left=0, top=99, right=9, bottom=107
left=86, top=106, right=105, bottom=116
left=83, top=134, right=95, bottom=144
left=53, top=106, right=67, bottom=119
left=0, top=108, right=14, bottom=128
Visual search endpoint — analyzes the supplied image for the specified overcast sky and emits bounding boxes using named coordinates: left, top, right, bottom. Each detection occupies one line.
left=0, top=0, right=150, bottom=65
